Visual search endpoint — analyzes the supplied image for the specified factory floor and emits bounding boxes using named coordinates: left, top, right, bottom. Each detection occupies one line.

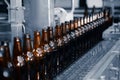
left=55, top=23, right=120, bottom=80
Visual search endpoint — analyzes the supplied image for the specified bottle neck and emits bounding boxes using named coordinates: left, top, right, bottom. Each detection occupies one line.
left=13, top=37, right=25, bottom=67
left=77, top=18, right=81, bottom=28
left=70, top=21, right=74, bottom=31
left=55, top=25, right=62, bottom=39
left=42, top=29, right=49, bottom=45
left=48, top=27, right=54, bottom=41
left=34, top=31, right=41, bottom=49
left=23, top=34, right=32, bottom=53
left=13, top=37, right=23, bottom=57
left=61, top=23, right=66, bottom=36
left=4, top=42, right=11, bottom=62
left=65, top=23, right=70, bottom=33
left=74, top=20, right=78, bottom=30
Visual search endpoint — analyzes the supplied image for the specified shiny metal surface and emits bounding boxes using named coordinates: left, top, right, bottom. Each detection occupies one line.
left=55, top=40, right=117, bottom=80
left=84, top=40, right=120, bottom=80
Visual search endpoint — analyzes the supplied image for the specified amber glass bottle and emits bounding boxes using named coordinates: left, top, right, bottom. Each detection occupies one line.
left=61, top=23, right=68, bottom=68
left=47, top=27, right=57, bottom=77
left=74, top=18, right=80, bottom=59
left=77, top=18, right=83, bottom=55
left=33, top=31, right=44, bottom=80
left=55, top=25, right=63, bottom=74
left=69, top=20, right=76, bottom=61
left=41, top=28, right=52, bottom=80
left=12, top=37, right=27, bottom=80
left=1, top=41, right=13, bottom=80
left=0, top=45, right=13, bottom=80
left=65, top=22, right=72, bottom=64
left=81, top=17, right=87, bottom=53
left=23, top=34, right=36, bottom=80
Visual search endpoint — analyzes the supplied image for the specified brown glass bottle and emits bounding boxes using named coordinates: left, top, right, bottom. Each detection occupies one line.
left=81, top=17, right=87, bottom=53
left=47, top=27, right=57, bottom=78
left=86, top=15, right=92, bottom=50
left=65, top=22, right=72, bottom=64
left=55, top=25, right=63, bottom=74
left=85, top=15, right=91, bottom=51
left=3, top=41, right=11, bottom=64
left=69, top=20, right=76, bottom=61
left=61, top=23, right=69, bottom=68
left=1, top=41, right=13, bottom=80
left=12, top=37, right=27, bottom=80
left=41, top=28, right=52, bottom=80
left=77, top=18, right=84, bottom=55
left=33, top=31, right=44, bottom=80
left=74, top=18, right=80, bottom=59
left=23, top=34, right=36, bottom=80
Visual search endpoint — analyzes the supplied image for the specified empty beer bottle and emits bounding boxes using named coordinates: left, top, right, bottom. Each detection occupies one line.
left=69, top=20, right=76, bottom=61
left=55, top=25, right=63, bottom=74
left=74, top=18, right=80, bottom=59
left=80, top=17, right=86, bottom=53
left=77, top=18, right=83, bottom=55
left=61, top=23, right=68, bottom=68
left=23, top=34, right=35, bottom=80
left=12, top=37, right=27, bottom=80
left=0, top=45, right=13, bottom=80
left=86, top=15, right=92, bottom=50
left=65, top=22, right=72, bottom=64
left=47, top=27, right=57, bottom=77
left=33, top=31, right=44, bottom=80
left=41, top=28, right=52, bottom=80
left=1, top=41, right=13, bottom=80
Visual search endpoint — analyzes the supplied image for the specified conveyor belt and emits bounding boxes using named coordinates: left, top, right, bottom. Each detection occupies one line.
left=84, top=40, right=120, bottom=80
left=55, top=39, right=117, bottom=80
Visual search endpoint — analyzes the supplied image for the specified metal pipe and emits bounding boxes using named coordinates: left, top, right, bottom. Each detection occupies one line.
left=4, top=0, right=10, bottom=7
left=71, top=0, right=75, bottom=13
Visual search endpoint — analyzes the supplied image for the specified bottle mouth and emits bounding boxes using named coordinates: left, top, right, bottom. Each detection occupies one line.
left=25, top=33, right=30, bottom=38
left=3, top=41, right=8, bottom=46
left=42, top=28, right=47, bottom=32
left=14, top=37, right=20, bottom=42
left=34, top=31, right=40, bottom=36
left=36, top=32, right=40, bottom=35
left=48, top=27, right=53, bottom=31
left=0, top=46, right=4, bottom=51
